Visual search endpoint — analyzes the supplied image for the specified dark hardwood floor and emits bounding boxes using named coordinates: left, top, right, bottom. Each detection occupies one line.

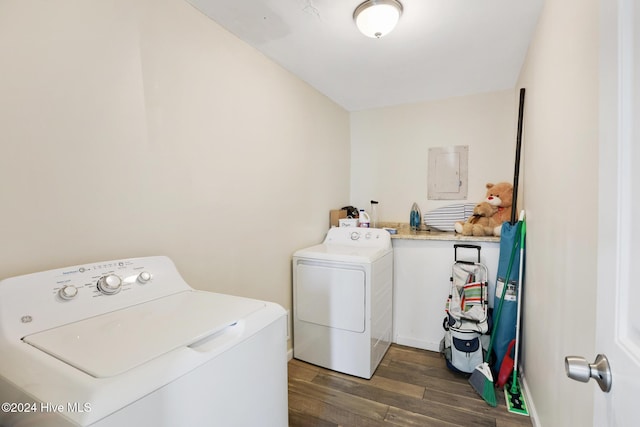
left=288, top=344, right=533, bottom=427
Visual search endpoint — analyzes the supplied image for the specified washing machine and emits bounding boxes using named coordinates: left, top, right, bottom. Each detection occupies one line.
left=293, top=227, right=393, bottom=379
left=0, top=256, right=288, bottom=427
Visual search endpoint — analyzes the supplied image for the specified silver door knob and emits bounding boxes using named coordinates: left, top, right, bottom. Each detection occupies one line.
left=564, top=354, right=612, bottom=392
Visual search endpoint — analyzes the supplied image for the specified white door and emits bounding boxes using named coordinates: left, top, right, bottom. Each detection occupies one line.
left=592, top=0, right=640, bottom=424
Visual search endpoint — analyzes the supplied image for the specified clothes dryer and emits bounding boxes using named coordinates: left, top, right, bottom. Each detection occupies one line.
left=293, top=227, right=393, bottom=379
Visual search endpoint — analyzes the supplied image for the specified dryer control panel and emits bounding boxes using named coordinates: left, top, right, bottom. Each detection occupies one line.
left=324, top=227, right=391, bottom=249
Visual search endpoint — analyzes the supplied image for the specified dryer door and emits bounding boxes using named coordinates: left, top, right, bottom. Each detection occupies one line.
left=295, top=261, right=365, bottom=332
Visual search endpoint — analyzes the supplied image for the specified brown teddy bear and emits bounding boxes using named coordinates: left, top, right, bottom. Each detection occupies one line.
left=454, top=182, right=513, bottom=236
left=455, top=201, right=498, bottom=236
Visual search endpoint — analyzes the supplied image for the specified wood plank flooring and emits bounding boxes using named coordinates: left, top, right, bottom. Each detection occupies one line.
left=288, top=344, right=533, bottom=427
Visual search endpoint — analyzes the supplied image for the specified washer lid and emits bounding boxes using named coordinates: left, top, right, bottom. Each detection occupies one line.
left=22, top=291, right=265, bottom=378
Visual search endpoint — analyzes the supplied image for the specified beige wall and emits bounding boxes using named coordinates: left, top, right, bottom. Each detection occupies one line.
left=0, top=0, right=350, bottom=318
left=517, top=0, right=599, bottom=425
left=350, top=89, right=518, bottom=222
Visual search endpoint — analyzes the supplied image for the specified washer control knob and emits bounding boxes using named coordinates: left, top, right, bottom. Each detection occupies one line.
left=137, top=271, right=152, bottom=284
left=58, top=285, right=78, bottom=300
left=97, top=274, right=122, bottom=295
left=350, top=231, right=360, bottom=241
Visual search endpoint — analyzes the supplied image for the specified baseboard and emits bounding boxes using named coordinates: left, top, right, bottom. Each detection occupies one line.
left=287, top=347, right=293, bottom=361
left=519, top=368, right=541, bottom=426
left=393, top=336, right=440, bottom=352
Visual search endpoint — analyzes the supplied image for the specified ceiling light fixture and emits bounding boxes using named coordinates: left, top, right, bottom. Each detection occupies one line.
left=353, top=0, right=403, bottom=39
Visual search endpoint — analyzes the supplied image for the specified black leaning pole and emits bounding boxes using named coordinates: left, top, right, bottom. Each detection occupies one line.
left=511, top=88, right=526, bottom=224
left=493, top=87, right=526, bottom=374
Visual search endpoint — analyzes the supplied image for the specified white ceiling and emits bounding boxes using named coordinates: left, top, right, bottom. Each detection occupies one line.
left=186, top=0, right=543, bottom=111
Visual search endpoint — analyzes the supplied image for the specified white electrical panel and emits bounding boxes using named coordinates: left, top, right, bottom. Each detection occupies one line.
left=427, top=146, right=468, bottom=200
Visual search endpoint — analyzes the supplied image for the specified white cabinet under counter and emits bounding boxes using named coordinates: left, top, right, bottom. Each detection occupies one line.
left=390, top=231, right=499, bottom=352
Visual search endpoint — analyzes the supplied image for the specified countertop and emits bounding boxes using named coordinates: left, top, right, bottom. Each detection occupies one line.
left=378, top=222, right=500, bottom=243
